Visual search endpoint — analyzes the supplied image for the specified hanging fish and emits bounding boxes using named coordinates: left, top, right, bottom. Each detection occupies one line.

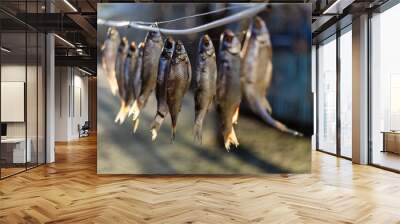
left=101, top=27, right=120, bottom=95
left=150, top=37, right=175, bottom=141
left=129, top=29, right=163, bottom=124
left=115, top=40, right=137, bottom=124
left=241, top=17, right=301, bottom=136
left=114, top=37, right=130, bottom=124
left=193, top=34, right=217, bottom=144
left=166, top=40, right=192, bottom=141
left=217, top=30, right=242, bottom=150
left=129, top=42, right=144, bottom=132
left=132, top=42, right=144, bottom=102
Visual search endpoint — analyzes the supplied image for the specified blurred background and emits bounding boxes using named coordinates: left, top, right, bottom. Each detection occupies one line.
left=97, top=3, right=312, bottom=174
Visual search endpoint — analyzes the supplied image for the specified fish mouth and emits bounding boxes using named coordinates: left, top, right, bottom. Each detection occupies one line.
left=175, top=40, right=184, bottom=52
left=121, top=37, right=128, bottom=45
left=254, top=17, right=264, bottom=29
left=223, top=30, right=235, bottom=43
left=130, top=42, right=136, bottom=51
left=138, top=42, right=145, bottom=49
left=203, top=35, right=211, bottom=46
left=222, top=30, right=240, bottom=54
left=148, top=27, right=162, bottom=40
left=107, top=27, right=118, bottom=38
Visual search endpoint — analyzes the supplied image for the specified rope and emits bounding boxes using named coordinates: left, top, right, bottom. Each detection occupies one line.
left=133, top=4, right=254, bottom=25
left=97, top=3, right=267, bottom=35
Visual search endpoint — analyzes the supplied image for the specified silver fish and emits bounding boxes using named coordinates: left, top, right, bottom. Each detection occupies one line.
left=241, top=17, right=301, bottom=136
left=151, top=37, right=175, bottom=141
left=114, top=37, right=129, bottom=124
left=166, top=40, right=192, bottom=141
left=130, top=29, right=163, bottom=124
left=217, top=30, right=242, bottom=150
left=115, top=41, right=137, bottom=124
left=194, top=34, right=217, bottom=144
left=101, top=27, right=120, bottom=95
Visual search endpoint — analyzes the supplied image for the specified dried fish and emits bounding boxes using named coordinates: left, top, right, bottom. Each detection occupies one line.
left=166, top=40, right=192, bottom=141
left=151, top=37, right=175, bottom=140
left=194, top=35, right=217, bottom=144
left=130, top=42, right=145, bottom=133
left=217, top=30, right=242, bottom=150
left=241, top=17, right=301, bottom=136
left=101, top=27, right=120, bottom=95
left=114, top=37, right=130, bottom=124
left=129, top=29, right=163, bottom=123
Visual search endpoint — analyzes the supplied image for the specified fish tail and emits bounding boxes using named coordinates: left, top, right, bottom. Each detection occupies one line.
left=170, top=114, right=177, bottom=143
left=150, top=113, right=165, bottom=141
left=128, top=100, right=141, bottom=121
left=193, top=108, right=207, bottom=144
left=132, top=118, right=140, bottom=134
left=224, top=127, right=239, bottom=151
left=114, top=101, right=130, bottom=124
left=171, top=125, right=176, bottom=143
left=193, top=122, right=203, bottom=144
left=248, top=95, right=303, bottom=136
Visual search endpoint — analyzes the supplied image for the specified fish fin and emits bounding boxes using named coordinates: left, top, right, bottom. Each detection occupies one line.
left=224, top=128, right=239, bottom=151
left=249, top=95, right=302, bottom=136
left=150, top=114, right=165, bottom=141
left=151, top=129, right=158, bottom=141
left=194, top=106, right=209, bottom=144
left=114, top=101, right=129, bottom=124
left=261, top=97, right=272, bottom=114
left=132, top=118, right=140, bottom=134
left=193, top=122, right=203, bottom=144
left=129, top=100, right=140, bottom=121
left=232, top=107, right=240, bottom=125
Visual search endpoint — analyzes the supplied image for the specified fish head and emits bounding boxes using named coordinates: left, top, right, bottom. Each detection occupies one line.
left=147, top=26, right=162, bottom=42
left=162, top=36, right=175, bottom=59
left=199, top=34, right=215, bottom=56
left=138, top=42, right=145, bottom=56
left=107, top=27, right=120, bottom=40
left=251, top=17, right=271, bottom=43
left=129, top=41, right=137, bottom=52
left=118, top=37, right=129, bottom=53
left=220, top=29, right=241, bottom=55
left=173, top=40, right=188, bottom=61
left=127, top=41, right=136, bottom=57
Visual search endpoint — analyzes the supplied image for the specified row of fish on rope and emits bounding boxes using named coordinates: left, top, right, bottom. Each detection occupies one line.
left=101, top=16, right=302, bottom=151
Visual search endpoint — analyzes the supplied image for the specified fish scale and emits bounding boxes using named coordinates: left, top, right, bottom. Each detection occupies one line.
left=129, top=29, right=163, bottom=131
left=166, top=40, right=192, bottom=141
left=194, top=34, right=217, bottom=144
left=151, top=37, right=175, bottom=141
left=216, top=30, right=242, bottom=151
